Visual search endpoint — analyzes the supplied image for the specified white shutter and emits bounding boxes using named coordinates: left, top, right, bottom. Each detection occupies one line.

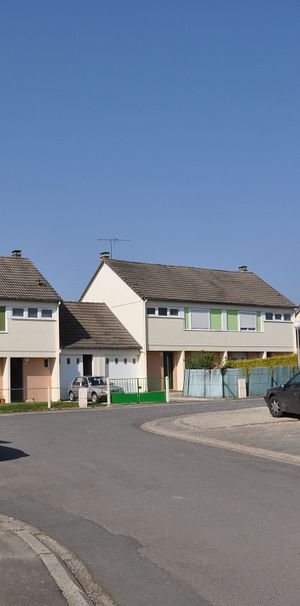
left=191, top=309, right=209, bottom=330
left=240, top=312, right=256, bottom=330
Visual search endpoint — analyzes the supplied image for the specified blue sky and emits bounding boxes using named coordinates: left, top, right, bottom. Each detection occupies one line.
left=1, top=1, right=299, bottom=303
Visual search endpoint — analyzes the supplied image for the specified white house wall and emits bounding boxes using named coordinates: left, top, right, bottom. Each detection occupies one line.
left=105, top=350, right=140, bottom=379
left=60, top=353, right=83, bottom=399
left=60, top=349, right=141, bottom=399
left=82, top=264, right=146, bottom=376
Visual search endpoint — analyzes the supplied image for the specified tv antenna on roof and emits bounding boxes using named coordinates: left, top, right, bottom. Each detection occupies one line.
left=97, top=237, right=130, bottom=259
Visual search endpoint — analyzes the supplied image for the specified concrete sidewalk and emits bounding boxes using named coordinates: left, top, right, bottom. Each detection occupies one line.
left=143, top=407, right=300, bottom=466
left=0, top=515, right=115, bottom=606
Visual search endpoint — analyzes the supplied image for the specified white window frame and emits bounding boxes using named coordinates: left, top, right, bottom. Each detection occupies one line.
left=146, top=305, right=184, bottom=318
left=10, top=306, right=56, bottom=320
left=264, top=311, right=291, bottom=322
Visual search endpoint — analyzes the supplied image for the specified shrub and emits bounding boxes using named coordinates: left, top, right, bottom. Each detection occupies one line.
left=185, top=351, right=215, bottom=369
left=224, top=353, right=297, bottom=373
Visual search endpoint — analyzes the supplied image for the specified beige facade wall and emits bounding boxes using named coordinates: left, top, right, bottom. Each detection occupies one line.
left=0, top=302, right=61, bottom=401
left=0, top=302, right=59, bottom=356
left=82, top=264, right=146, bottom=377
left=147, top=317, right=295, bottom=353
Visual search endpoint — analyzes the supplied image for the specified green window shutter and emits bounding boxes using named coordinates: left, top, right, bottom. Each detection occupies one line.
left=0, top=307, right=5, bottom=332
left=184, top=308, right=190, bottom=330
left=256, top=312, right=261, bottom=332
left=227, top=310, right=238, bottom=331
left=210, top=309, right=222, bottom=330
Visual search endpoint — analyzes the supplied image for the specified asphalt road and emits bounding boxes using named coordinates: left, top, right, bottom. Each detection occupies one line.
left=0, top=399, right=299, bottom=606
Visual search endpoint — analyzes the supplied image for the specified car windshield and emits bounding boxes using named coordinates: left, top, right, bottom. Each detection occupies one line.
left=88, top=377, right=106, bottom=386
left=286, top=372, right=300, bottom=387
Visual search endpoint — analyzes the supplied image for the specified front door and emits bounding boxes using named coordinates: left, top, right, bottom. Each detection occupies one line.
left=83, top=355, right=93, bottom=376
left=163, top=352, right=173, bottom=389
left=11, top=358, right=23, bottom=402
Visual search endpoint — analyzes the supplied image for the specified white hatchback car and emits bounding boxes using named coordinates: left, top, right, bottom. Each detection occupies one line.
left=68, top=376, right=124, bottom=404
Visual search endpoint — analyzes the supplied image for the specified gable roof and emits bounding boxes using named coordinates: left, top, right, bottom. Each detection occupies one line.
left=0, top=256, right=60, bottom=302
left=94, top=259, right=295, bottom=309
left=60, top=301, right=141, bottom=350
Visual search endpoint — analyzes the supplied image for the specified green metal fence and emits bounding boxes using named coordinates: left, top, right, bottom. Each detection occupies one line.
left=110, top=377, right=166, bottom=405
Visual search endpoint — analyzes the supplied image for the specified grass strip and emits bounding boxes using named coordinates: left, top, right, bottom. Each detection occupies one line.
left=0, top=401, right=79, bottom=413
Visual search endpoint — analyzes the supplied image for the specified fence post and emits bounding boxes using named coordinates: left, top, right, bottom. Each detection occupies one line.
left=47, top=386, right=51, bottom=409
left=165, top=376, right=170, bottom=403
left=106, top=377, right=111, bottom=407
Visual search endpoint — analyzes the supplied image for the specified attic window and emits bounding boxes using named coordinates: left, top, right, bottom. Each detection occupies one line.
left=147, top=307, right=156, bottom=315
left=12, top=308, right=24, bottom=317
left=28, top=307, right=38, bottom=318
left=158, top=307, right=167, bottom=316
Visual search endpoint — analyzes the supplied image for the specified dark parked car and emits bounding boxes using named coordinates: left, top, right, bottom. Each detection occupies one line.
left=264, top=371, right=300, bottom=417
left=68, top=376, right=124, bottom=404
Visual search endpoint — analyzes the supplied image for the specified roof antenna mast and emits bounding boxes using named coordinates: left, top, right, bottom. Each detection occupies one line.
left=97, top=237, right=130, bottom=259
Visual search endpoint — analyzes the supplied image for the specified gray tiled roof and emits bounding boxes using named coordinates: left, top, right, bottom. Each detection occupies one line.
left=0, top=256, right=60, bottom=302
left=99, top=259, right=295, bottom=309
left=60, top=301, right=140, bottom=350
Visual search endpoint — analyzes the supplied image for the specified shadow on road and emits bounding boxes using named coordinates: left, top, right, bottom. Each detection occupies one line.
left=0, top=444, right=29, bottom=462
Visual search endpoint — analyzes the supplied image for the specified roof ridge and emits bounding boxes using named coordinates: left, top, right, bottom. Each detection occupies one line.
left=106, top=258, right=254, bottom=275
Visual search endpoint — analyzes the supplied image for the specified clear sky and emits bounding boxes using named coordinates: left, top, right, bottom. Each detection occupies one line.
left=1, top=1, right=299, bottom=303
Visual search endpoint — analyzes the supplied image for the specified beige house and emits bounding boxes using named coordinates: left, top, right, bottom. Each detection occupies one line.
left=81, top=257, right=296, bottom=391
left=0, top=251, right=61, bottom=402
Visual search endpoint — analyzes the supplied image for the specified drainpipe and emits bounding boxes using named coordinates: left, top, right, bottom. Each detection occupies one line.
left=143, top=298, right=148, bottom=381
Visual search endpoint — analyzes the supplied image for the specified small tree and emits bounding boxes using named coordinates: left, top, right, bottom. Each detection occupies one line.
left=186, top=351, right=215, bottom=369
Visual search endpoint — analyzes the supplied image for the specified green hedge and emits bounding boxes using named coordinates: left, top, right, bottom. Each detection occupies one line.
left=185, top=351, right=216, bottom=369
left=225, top=353, right=298, bottom=373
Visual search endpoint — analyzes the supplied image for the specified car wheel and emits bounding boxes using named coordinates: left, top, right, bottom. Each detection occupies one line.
left=91, top=392, right=99, bottom=404
left=268, top=396, right=283, bottom=418
left=69, top=391, right=75, bottom=402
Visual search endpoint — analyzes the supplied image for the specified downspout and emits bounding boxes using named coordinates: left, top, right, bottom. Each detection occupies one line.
left=143, top=298, right=148, bottom=379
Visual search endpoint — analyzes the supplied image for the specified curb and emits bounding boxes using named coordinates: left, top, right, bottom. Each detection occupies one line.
left=141, top=415, right=300, bottom=467
left=0, top=514, right=117, bottom=606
